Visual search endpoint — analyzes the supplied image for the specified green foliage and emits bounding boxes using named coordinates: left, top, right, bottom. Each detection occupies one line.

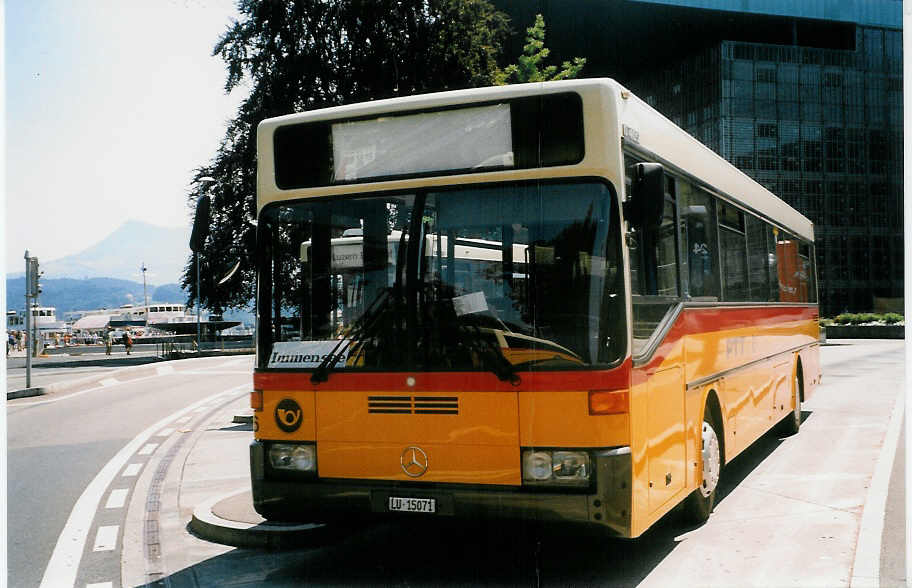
left=832, top=312, right=903, bottom=325
left=185, top=0, right=511, bottom=312
left=494, top=14, right=586, bottom=84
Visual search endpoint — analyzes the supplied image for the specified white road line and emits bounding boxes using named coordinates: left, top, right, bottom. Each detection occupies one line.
left=155, top=428, right=174, bottom=437
left=122, top=463, right=142, bottom=477
left=86, top=582, right=113, bottom=588
left=38, top=383, right=249, bottom=588
left=175, top=416, right=192, bottom=424
left=98, top=378, right=119, bottom=387
left=92, top=526, right=118, bottom=552
left=850, top=385, right=905, bottom=587
left=12, top=372, right=176, bottom=407
left=137, top=443, right=158, bottom=456
left=180, top=370, right=252, bottom=375
left=156, top=365, right=175, bottom=376
left=105, top=489, right=129, bottom=509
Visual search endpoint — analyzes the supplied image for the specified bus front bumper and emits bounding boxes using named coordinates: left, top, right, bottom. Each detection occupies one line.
left=250, top=441, right=632, bottom=537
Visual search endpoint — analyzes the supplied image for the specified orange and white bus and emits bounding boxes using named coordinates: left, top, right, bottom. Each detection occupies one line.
left=249, top=79, right=821, bottom=537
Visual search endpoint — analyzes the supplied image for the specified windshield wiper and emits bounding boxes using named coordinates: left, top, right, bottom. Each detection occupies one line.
left=310, top=288, right=393, bottom=384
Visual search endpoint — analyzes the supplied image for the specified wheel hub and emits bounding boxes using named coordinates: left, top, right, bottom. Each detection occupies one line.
left=699, top=421, right=721, bottom=498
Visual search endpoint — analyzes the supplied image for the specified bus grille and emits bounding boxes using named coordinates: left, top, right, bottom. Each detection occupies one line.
left=368, top=396, right=459, bottom=415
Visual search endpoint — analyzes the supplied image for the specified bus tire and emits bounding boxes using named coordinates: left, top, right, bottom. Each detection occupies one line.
left=682, top=413, right=722, bottom=525
left=779, top=369, right=802, bottom=436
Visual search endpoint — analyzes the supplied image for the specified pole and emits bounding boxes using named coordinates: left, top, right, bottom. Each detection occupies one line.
left=142, top=262, right=148, bottom=328
left=24, top=250, right=31, bottom=388
left=196, top=252, right=201, bottom=352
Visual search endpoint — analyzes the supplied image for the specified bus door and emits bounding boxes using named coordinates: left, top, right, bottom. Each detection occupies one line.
left=626, top=161, right=687, bottom=512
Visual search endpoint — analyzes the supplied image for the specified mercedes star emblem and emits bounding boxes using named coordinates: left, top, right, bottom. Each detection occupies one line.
left=400, top=446, right=429, bottom=478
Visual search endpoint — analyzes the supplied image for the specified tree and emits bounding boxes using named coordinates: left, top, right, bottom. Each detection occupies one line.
left=183, top=0, right=511, bottom=314
left=494, top=14, right=586, bottom=85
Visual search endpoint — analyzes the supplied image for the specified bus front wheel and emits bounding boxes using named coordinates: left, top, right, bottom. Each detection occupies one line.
left=682, top=415, right=722, bottom=525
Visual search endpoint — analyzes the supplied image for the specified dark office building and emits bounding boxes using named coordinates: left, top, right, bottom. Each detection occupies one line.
left=496, top=1, right=903, bottom=316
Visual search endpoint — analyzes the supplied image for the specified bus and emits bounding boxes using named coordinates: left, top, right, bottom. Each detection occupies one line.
left=248, top=78, right=821, bottom=538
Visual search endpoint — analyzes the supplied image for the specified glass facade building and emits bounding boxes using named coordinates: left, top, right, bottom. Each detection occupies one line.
left=627, top=28, right=902, bottom=315
left=495, top=0, right=903, bottom=317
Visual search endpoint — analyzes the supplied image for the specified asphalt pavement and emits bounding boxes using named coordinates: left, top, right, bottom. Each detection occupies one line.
left=8, top=339, right=906, bottom=586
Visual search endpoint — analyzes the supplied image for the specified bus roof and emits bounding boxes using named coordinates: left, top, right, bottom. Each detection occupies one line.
left=258, top=78, right=813, bottom=242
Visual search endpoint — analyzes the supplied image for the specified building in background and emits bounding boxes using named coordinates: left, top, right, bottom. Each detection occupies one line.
left=496, top=0, right=902, bottom=316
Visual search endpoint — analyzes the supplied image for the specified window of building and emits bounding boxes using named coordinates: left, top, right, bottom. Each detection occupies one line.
left=757, top=123, right=777, bottom=138
left=756, top=68, right=776, bottom=83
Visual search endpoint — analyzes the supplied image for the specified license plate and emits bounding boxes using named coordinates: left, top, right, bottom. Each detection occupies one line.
left=388, top=496, right=436, bottom=513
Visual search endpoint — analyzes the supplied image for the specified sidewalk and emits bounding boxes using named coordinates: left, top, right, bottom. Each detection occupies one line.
left=6, top=345, right=253, bottom=398
left=121, top=392, right=328, bottom=587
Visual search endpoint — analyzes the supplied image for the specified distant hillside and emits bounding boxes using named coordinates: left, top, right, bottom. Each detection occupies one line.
left=11, top=220, right=191, bottom=284
left=6, top=277, right=255, bottom=326
left=6, top=277, right=188, bottom=314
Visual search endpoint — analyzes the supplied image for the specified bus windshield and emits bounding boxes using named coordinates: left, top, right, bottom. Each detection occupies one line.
left=257, top=180, right=625, bottom=374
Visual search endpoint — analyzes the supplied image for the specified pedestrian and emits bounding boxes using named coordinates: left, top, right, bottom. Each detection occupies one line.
left=123, top=330, right=133, bottom=355
left=105, top=329, right=113, bottom=355
left=7, top=332, right=13, bottom=356
left=16, top=331, right=23, bottom=351
left=54, top=333, right=60, bottom=347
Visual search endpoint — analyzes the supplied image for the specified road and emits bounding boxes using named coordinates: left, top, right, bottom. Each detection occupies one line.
left=6, top=339, right=904, bottom=587
left=6, top=355, right=251, bottom=588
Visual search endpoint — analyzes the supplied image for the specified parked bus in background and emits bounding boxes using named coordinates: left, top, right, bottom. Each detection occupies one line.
left=247, top=79, right=820, bottom=538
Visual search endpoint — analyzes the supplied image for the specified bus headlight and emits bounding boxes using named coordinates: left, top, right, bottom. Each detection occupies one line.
left=268, top=443, right=317, bottom=472
left=522, top=449, right=590, bottom=486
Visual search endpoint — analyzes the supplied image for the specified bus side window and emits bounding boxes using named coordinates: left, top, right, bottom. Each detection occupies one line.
left=746, top=215, right=771, bottom=301
left=767, top=225, right=780, bottom=301
left=678, top=181, right=720, bottom=300
left=800, top=241, right=817, bottom=303
left=718, top=200, right=748, bottom=301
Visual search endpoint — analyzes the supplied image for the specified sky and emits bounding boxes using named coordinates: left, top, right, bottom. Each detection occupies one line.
left=4, top=0, right=244, bottom=273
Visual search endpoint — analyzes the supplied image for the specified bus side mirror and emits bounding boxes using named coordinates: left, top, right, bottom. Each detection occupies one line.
left=189, top=195, right=211, bottom=253
left=624, top=163, right=665, bottom=229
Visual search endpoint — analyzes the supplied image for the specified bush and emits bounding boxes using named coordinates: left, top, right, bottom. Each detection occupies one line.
left=883, top=313, right=904, bottom=324
left=829, top=312, right=904, bottom=325
left=856, top=312, right=879, bottom=324
left=834, top=313, right=857, bottom=325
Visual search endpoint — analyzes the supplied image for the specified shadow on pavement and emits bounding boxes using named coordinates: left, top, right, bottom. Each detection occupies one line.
left=154, top=413, right=812, bottom=587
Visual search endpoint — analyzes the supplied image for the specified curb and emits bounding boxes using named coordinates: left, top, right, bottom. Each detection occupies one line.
left=188, top=489, right=328, bottom=549
left=7, top=387, right=45, bottom=400
left=849, top=382, right=905, bottom=587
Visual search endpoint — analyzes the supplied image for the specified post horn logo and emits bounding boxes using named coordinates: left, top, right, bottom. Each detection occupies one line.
left=275, top=398, right=303, bottom=433
left=400, top=446, right=429, bottom=478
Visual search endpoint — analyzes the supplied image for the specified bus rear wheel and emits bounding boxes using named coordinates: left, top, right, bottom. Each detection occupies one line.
left=778, top=369, right=802, bottom=436
left=682, top=415, right=721, bottom=525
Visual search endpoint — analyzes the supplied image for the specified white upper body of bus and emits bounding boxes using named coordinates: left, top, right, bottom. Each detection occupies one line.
left=256, top=78, right=812, bottom=242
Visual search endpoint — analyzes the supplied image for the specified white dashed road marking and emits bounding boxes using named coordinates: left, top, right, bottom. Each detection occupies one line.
left=122, top=463, right=142, bottom=477
left=138, top=443, right=158, bottom=455
left=92, top=526, right=118, bottom=552
left=105, top=489, right=129, bottom=509
left=39, top=384, right=249, bottom=588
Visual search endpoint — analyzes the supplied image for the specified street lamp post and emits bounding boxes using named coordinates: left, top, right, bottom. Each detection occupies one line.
left=192, top=177, right=216, bottom=351
left=142, top=262, right=148, bottom=328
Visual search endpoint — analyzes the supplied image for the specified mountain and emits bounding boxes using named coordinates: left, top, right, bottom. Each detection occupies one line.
left=6, top=277, right=171, bottom=314
left=6, top=277, right=255, bottom=326
left=13, top=220, right=191, bottom=285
